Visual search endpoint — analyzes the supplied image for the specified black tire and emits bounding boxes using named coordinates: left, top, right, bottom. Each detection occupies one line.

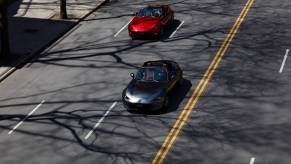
left=177, top=73, right=183, bottom=86
left=178, top=78, right=183, bottom=86
left=171, top=14, right=174, bottom=24
left=173, top=79, right=182, bottom=90
left=160, top=26, right=164, bottom=37
left=163, top=95, right=169, bottom=109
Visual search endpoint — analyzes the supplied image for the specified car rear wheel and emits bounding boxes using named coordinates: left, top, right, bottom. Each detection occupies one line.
left=178, top=78, right=183, bottom=86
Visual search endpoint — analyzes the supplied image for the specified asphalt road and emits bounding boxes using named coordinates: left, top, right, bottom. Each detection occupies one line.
left=0, top=0, right=291, bottom=164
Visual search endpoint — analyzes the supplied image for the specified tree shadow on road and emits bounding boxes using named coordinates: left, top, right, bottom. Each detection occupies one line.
left=0, top=97, right=181, bottom=162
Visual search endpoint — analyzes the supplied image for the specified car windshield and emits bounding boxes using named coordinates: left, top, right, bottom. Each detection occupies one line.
left=137, top=7, right=163, bottom=17
left=135, top=67, right=168, bottom=82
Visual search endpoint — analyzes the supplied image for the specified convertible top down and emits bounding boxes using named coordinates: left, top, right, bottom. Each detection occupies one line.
left=128, top=4, right=174, bottom=39
left=122, top=60, right=183, bottom=112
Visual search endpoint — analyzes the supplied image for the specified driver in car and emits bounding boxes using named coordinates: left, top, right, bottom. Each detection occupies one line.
left=144, top=69, right=154, bottom=81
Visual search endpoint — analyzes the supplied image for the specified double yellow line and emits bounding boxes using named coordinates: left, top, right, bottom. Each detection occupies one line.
left=151, top=0, right=255, bottom=163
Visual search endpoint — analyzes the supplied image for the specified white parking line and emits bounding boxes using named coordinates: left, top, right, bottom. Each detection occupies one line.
left=250, top=157, right=255, bottom=164
left=169, top=20, right=185, bottom=38
left=279, top=49, right=289, bottom=73
left=8, top=100, right=45, bottom=135
left=84, top=102, right=117, bottom=140
left=114, top=18, right=133, bottom=37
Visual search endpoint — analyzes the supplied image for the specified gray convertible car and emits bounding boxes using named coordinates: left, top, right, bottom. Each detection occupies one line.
left=122, top=60, right=183, bottom=112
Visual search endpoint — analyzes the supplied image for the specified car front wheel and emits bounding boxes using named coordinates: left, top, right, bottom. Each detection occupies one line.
left=170, top=14, right=174, bottom=24
left=163, top=96, right=169, bottom=109
left=159, top=26, right=164, bottom=37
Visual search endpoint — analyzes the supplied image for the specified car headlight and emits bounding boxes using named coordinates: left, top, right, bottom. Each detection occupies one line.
left=125, top=93, right=140, bottom=103
left=128, top=26, right=134, bottom=31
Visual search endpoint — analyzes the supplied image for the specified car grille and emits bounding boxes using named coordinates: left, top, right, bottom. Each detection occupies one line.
left=124, top=101, right=160, bottom=110
left=132, top=32, right=150, bottom=37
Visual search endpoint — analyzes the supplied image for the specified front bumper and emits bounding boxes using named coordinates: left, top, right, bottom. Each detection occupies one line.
left=123, top=100, right=163, bottom=111
left=128, top=28, right=161, bottom=39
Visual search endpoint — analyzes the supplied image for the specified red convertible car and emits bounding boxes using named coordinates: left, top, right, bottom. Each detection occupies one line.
left=128, top=4, right=174, bottom=39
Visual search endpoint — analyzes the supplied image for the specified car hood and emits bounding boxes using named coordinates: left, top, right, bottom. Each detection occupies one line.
left=129, top=17, right=161, bottom=32
left=125, top=80, right=167, bottom=101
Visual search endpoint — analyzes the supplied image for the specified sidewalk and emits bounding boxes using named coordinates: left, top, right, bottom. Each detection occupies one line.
left=0, top=0, right=107, bottom=80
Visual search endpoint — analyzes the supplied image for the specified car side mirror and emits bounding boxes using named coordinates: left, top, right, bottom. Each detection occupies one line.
left=171, top=75, right=175, bottom=80
left=130, top=73, right=135, bottom=79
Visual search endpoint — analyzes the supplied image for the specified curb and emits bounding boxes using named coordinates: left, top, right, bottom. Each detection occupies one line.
left=0, top=0, right=109, bottom=82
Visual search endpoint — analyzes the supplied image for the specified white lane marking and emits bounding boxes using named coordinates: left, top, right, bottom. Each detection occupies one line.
left=279, top=49, right=289, bottom=73
left=114, top=18, right=133, bottom=37
left=84, top=102, right=117, bottom=140
left=250, top=157, right=255, bottom=164
left=169, top=20, right=185, bottom=38
left=8, top=100, right=45, bottom=135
